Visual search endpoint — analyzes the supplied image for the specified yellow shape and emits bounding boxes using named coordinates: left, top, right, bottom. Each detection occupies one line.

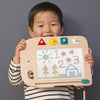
left=49, top=38, right=57, bottom=45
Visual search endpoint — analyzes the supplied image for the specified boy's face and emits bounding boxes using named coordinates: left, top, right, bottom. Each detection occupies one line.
left=28, top=11, right=63, bottom=37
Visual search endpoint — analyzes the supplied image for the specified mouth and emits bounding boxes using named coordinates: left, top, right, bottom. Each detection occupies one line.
left=43, top=35, right=53, bottom=37
left=42, top=33, right=54, bottom=37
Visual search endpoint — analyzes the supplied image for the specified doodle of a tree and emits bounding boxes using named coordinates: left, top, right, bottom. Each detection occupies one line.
left=43, top=65, right=49, bottom=77
left=52, top=64, right=58, bottom=77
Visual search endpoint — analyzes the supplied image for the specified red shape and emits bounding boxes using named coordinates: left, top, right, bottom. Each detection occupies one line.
left=61, top=51, right=66, bottom=57
left=66, top=58, right=71, bottom=62
left=69, top=50, right=74, bottom=55
left=38, top=38, right=46, bottom=45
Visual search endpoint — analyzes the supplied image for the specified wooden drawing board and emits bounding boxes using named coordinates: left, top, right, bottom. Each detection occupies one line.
left=20, top=36, right=92, bottom=88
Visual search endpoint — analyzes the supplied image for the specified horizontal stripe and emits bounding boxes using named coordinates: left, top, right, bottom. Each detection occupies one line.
left=25, top=94, right=72, bottom=100
left=25, top=91, right=74, bottom=99
left=9, top=72, right=21, bottom=81
left=8, top=68, right=20, bottom=76
left=8, top=76, right=22, bottom=85
left=45, top=98, right=72, bottom=100
left=25, top=89, right=74, bottom=96
left=11, top=60, right=20, bottom=67
left=10, top=64, right=20, bottom=72
left=24, top=86, right=74, bottom=92
left=9, top=70, right=21, bottom=77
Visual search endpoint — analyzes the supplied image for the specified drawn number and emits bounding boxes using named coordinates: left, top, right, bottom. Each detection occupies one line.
left=55, top=50, right=59, bottom=58
left=58, top=60, right=65, bottom=68
left=73, top=56, right=80, bottom=64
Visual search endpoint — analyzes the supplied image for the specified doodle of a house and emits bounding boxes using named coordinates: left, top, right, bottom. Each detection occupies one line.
left=65, top=64, right=80, bottom=78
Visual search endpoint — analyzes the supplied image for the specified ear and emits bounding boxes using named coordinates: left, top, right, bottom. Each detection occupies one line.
left=28, top=27, right=34, bottom=37
left=60, top=26, right=64, bottom=35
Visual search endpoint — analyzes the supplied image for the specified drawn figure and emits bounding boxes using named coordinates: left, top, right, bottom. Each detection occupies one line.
left=38, top=50, right=54, bottom=64
left=66, top=58, right=71, bottom=62
left=65, top=64, right=81, bottom=78
left=72, top=37, right=79, bottom=44
left=58, top=60, right=65, bottom=68
left=69, top=49, right=74, bottom=55
left=61, top=51, right=66, bottom=57
left=52, top=64, right=58, bottom=77
left=43, top=65, right=49, bottom=77
left=73, top=56, right=80, bottom=64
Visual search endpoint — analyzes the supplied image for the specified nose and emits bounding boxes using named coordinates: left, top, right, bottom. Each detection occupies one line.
left=44, top=26, right=51, bottom=33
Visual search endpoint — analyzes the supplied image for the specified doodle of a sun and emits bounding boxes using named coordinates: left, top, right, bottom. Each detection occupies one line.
left=38, top=49, right=54, bottom=64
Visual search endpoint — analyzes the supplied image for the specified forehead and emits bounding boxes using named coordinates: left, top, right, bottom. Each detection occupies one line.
left=34, top=11, right=59, bottom=22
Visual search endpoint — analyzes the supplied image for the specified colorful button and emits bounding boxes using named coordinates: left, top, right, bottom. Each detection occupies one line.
left=60, top=37, right=68, bottom=45
left=49, top=38, right=57, bottom=45
left=38, top=38, right=46, bottom=45
left=72, top=37, right=79, bottom=44
left=81, top=79, right=90, bottom=84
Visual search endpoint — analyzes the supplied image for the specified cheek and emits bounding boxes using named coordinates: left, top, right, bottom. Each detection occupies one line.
left=53, top=27, right=61, bottom=35
left=34, top=28, right=43, bottom=37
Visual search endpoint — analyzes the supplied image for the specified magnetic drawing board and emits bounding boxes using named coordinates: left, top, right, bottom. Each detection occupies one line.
left=20, top=36, right=92, bottom=88
left=37, top=48, right=84, bottom=80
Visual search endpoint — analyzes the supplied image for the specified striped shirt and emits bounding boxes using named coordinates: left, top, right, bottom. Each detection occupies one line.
left=8, top=60, right=80, bottom=100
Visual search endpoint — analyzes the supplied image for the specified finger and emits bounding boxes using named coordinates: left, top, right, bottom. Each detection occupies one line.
left=87, top=61, right=94, bottom=66
left=21, top=41, right=26, bottom=45
left=85, top=58, right=94, bottom=65
left=84, top=54, right=90, bottom=59
left=88, top=47, right=92, bottom=55
left=17, top=44, right=26, bottom=50
left=87, top=61, right=92, bottom=66
left=85, top=57, right=92, bottom=61
left=19, top=39, right=26, bottom=44
left=20, top=44, right=26, bottom=49
left=19, top=41, right=26, bottom=46
left=21, top=39, right=26, bottom=42
left=19, top=46, right=25, bottom=51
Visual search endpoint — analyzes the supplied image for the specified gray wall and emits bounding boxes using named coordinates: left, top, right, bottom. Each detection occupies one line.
left=0, top=0, right=99, bottom=100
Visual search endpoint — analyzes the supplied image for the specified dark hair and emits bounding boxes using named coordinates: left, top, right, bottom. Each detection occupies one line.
left=28, top=1, right=64, bottom=30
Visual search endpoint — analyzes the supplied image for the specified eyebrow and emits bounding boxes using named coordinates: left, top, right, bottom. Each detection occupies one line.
left=35, top=20, right=58, bottom=24
left=50, top=19, right=58, bottom=22
left=35, top=21, right=43, bottom=24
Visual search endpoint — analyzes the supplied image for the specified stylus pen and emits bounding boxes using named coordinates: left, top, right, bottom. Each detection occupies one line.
left=83, top=86, right=86, bottom=100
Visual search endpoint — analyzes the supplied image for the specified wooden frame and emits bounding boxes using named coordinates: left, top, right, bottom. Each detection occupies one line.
left=20, top=36, right=92, bottom=88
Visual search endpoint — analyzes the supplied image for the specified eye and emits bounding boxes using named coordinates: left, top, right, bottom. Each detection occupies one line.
left=51, top=24, right=57, bottom=26
left=38, top=25, right=43, bottom=27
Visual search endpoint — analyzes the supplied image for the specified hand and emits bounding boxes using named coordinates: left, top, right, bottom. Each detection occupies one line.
left=13, top=39, right=26, bottom=64
left=84, top=47, right=94, bottom=70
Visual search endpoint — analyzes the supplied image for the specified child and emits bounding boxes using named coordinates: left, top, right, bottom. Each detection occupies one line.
left=8, top=2, right=94, bottom=100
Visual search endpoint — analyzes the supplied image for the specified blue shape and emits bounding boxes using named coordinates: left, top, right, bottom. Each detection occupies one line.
left=62, top=74, right=67, bottom=78
left=81, top=79, right=90, bottom=84
left=65, top=64, right=80, bottom=78
left=60, top=37, right=68, bottom=45
left=61, top=66, right=65, bottom=68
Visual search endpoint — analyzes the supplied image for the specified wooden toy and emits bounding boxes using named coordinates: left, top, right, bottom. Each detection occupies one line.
left=20, top=36, right=92, bottom=88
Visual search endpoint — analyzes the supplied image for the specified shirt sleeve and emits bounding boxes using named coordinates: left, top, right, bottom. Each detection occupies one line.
left=75, top=86, right=83, bottom=90
left=8, top=60, right=23, bottom=85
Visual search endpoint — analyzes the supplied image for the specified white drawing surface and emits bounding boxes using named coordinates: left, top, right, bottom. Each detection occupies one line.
left=36, top=48, right=85, bottom=80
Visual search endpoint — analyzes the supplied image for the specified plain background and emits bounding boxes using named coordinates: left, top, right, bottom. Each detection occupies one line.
left=0, top=0, right=99, bottom=100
